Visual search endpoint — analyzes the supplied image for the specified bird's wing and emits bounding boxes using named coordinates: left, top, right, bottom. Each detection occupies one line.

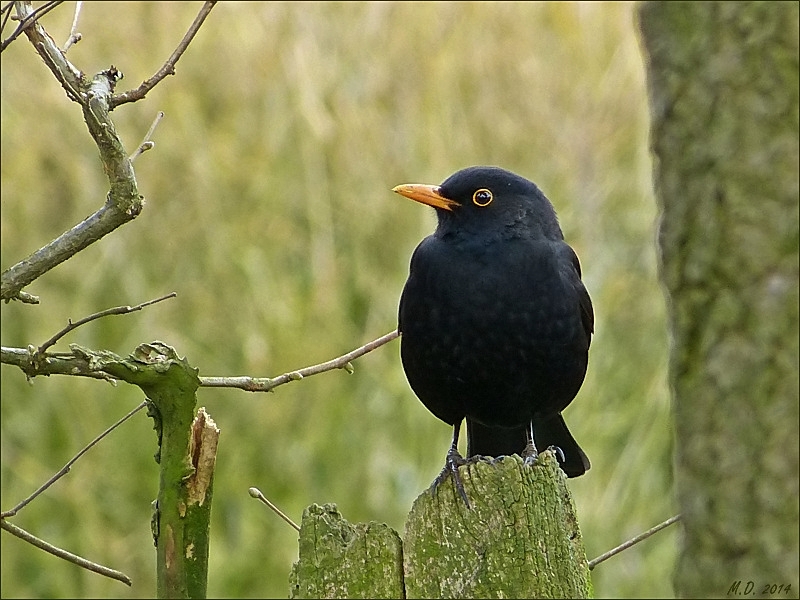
left=397, top=285, right=407, bottom=334
left=398, top=236, right=439, bottom=335
left=397, top=244, right=422, bottom=334
left=558, top=243, right=594, bottom=341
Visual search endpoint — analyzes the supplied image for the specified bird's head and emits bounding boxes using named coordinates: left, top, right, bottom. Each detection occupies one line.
left=393, top=166, right=564, bottom=242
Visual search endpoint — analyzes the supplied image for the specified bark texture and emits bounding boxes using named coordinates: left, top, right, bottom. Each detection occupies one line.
left=639, top=2, right=799, bottom=597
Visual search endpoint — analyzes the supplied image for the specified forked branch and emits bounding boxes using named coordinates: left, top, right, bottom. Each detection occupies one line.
left=110, top=1, right=217, bottom=108
left=0, top=1, right=215, bottom=303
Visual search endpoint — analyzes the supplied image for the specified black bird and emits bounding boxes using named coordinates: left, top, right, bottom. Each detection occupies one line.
left=394, top=166, right=593, bottom=503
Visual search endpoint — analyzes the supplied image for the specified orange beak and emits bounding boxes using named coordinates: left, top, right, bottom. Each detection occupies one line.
left=392, top=183, right=459, bottom=212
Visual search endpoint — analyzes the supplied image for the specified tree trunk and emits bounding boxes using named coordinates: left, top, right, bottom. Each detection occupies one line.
left=638, top=2, right=799, bottom=598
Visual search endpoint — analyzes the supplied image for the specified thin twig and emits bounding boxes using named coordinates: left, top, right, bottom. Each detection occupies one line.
left=0, top=519, right=132, bottom=585
left=1, top=401, right=148, bottom=519
left=37, top=292, right=176, bottom=356
left=199, top=329, right=400, bottom=392
left=249, top=487, right=300, bottom=532
left=588, top=514, right=682, bottom=570
left=0, top=0, right=63, bottom=52
left=1, top=2, right=15, bottom=35
left=110, top=1, right=216, bottom=108
left=13, top=289, right=40, bottom=304
left=62, top=0, right=81, bottom=51
left=129, top=111, right=164, bottom=162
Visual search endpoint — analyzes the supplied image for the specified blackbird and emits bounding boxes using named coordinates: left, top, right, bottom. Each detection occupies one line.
left=394, top=166, right=593, bottom=504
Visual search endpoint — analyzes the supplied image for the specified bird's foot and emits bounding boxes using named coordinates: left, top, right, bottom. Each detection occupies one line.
left=548, top=444, right=566, bottom=465
left=521, top=440, right=539, bottom=467
left=523, top=443, right=565, bottom=468
left=431, top=446, right=472, bottom=509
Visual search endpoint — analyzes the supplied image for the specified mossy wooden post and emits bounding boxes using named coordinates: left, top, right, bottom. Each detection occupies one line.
left=290, top=451, right=590, bottom=598
left=404, top=453, right=590, bottom=598
left=289, top=504, right=405, bottom=599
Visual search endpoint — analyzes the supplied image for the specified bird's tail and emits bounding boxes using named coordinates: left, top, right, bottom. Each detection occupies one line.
left=465, top=414, right=590, bottom=478
left=532, top=412, right=590, bottom=477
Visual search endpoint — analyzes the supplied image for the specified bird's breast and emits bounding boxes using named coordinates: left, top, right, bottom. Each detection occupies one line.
left=399, top=236, right=588, bottom=426
left=403, top=237, right=576, bottom=338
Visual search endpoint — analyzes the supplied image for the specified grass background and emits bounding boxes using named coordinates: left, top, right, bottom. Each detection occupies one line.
left=1, top=2, right=675, bottom=597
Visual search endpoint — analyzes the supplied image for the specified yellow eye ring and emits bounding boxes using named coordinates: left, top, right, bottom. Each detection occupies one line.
left=472, top=188, right=493, bottom=207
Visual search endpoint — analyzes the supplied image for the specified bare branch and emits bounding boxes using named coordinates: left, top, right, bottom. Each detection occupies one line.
left=199, top=329, right=400, bottom=392
left=2, top=345, right=119, bottom=381
left=3, top=3, right=210, bottom=301
left=111, top=1, right=217, bottom=108
left=1, top=2, right=15, bottom=35
left=0, top=519, right=132, bottom=585
left=0, top=0, right=63, bottom=53
left=1, top=180, right=140, bottom=302
left=2, top=294, right=176, bottom=381
left=1, top=392, right=143, bottom=584
left=37, top=292, right=176, bottom=356
left=588, top=514, right=682, bottom=570
left=9, top=289, right=40, bottom=304
left=129, top=111, right=164, bottom=162
left=2, top=3, right=144, bottom=302
left=249, top=487, right=300, bottom=532
left=61, top=0, right=81, bottom=51
left=2, top=401, right=148, bottom=518
left=4, top=328, right=399, bottom=389
left=3, top=61, right=136, bottom=297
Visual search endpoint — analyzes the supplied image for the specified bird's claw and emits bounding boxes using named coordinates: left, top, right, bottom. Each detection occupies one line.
left=548, top=444, right=566, bottom=465
left=522, top=443, right=566, bottom=468
left=522, top=440, right=539, bottom=466
left=431, top=447, right=472, bottom=509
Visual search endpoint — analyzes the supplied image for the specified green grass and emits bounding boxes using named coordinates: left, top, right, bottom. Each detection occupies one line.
left=1, top=2, right=675, bottom=597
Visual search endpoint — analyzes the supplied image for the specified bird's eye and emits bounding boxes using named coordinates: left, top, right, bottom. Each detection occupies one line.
left=472, top=188, right=493, bottom=207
